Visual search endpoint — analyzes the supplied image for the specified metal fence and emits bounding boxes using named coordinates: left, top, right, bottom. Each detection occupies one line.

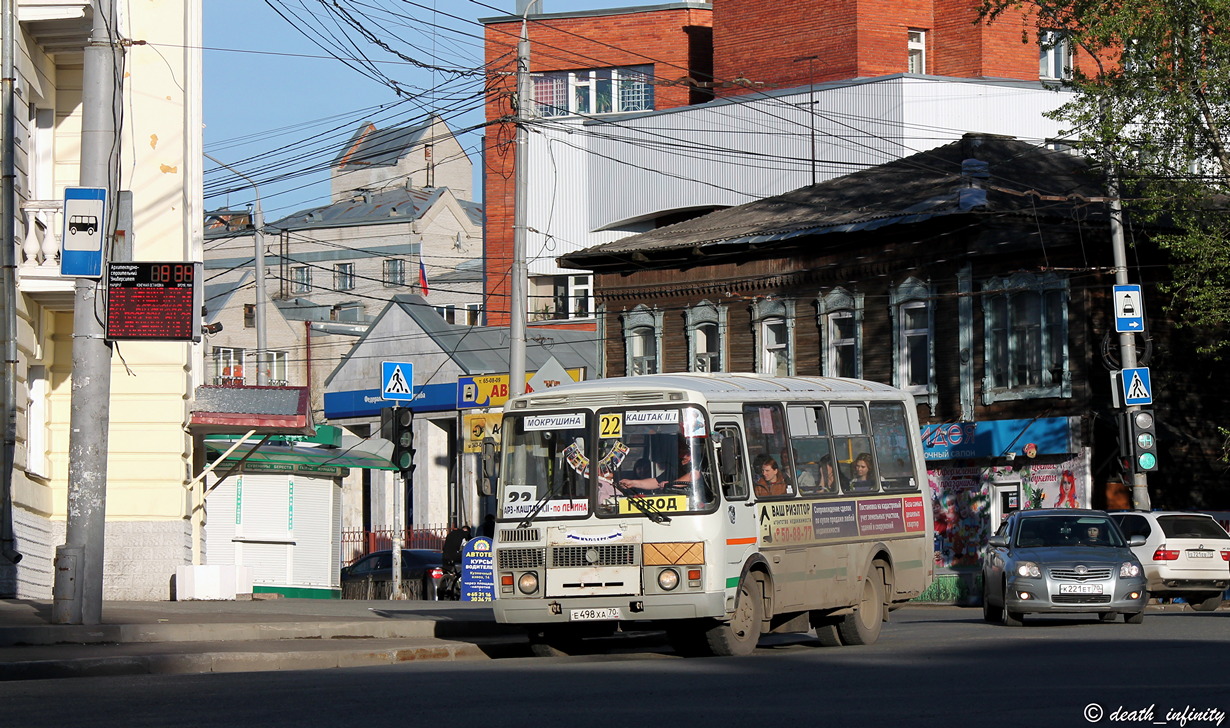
left=340, top=525, right=450, bottom=567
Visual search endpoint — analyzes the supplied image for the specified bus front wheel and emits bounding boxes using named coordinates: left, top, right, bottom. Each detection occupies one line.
left=704, top=574, right=763, bottom=656
left=837, top=568, right=884, bottom=645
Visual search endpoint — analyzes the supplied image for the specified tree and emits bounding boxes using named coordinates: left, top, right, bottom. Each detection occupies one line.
left=981, top=0, right=1230, bottom=354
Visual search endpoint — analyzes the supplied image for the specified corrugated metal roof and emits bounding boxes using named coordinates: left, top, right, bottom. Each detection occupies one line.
left=559, top=134, right=1106, bottom=270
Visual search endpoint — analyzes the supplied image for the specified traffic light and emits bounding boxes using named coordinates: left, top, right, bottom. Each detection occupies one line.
left=383, top=407, right=416, bottom=477
left=1126, top=409, right=1158, bottom=473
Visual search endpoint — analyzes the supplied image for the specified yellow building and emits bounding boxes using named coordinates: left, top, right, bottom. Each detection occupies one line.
left=3, top=1, right=203, bottom=599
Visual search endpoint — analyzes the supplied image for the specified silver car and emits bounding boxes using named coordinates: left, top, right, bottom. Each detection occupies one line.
left=982, top=509, right=1148, bottom=625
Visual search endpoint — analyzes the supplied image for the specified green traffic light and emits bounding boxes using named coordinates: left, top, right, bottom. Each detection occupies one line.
left=1138, top=452, right=1157, bottom=470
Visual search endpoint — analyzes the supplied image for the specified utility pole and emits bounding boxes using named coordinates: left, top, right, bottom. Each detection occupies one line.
left=53, top=0, right=124, bottom=625
left=509, top=0, right=540, bottom=398
left=204, top=154, right=267, bottom=385
left=1109, top=183, right=1151, bottom=511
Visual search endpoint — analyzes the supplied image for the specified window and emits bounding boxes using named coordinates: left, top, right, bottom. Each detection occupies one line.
left=787, top=405, right=837, bottom=496
left=819, top=288, right=862, bottom=378
left=830, top=404, right=876, bottom=493
left=243, top=304, right=255, bottom=329
left=465, top=303, right=483, bottom=326
left=266, top=351, right=288, bottom=386
left=891, top=277, right=936, bottom=409
left=335, top=262, right=355, bottom=291
left=743, top=404, right=794, bottom=500
left=25, top=364, right=49, bottom=478
left=434, top=304, right=458, bottom=324
left=384, top=258, right=406, bottom=287
left=751, top=298, right=794, bottom=376
left=685, top=301, right=725, bottom=373
left=908, top=29, right=926, bottom=74
left=291, top=266, right=311, bottom=294
left=622, top=305, right=663, bottom=375
left=1039, top=30, right=1071, bottom=79
left=982, top=272, right=1070, bottom=403
left=213, top=347, right=245, bottom=386
left=533, top=65, right=654, bottom=117
left=552, top=275, right=594, bottom=319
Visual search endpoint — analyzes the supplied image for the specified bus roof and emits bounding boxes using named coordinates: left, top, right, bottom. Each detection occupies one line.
left=510, top=373, right=907, bottom=409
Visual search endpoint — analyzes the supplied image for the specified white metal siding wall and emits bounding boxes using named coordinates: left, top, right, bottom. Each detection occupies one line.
left=525, top=77, right=1071, bottom=278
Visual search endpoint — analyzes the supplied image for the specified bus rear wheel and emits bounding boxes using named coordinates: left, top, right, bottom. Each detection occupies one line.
left=837, top=568, right=884, bottom=645
left=703, top=574, right=763, bottom=656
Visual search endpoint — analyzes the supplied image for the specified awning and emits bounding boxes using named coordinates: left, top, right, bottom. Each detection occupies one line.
left=204, top=437, right=397, bottom=472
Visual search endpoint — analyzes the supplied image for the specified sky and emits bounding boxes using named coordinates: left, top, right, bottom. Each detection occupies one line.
left=203, top=0, right=664, bottom=220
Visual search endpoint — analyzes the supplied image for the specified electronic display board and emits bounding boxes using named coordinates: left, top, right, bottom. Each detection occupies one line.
left=105, top=262, right=202, bottom=342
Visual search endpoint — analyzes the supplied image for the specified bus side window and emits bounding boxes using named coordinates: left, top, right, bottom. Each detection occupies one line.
left=715, top=425, right=748, bottom=500
left=869, top=402, right=917, bottom=492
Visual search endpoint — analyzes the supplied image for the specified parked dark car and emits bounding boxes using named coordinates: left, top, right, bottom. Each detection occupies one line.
left=340, top=549, right=444, bottom=600
left=982, top=509, right=1148, bottom=625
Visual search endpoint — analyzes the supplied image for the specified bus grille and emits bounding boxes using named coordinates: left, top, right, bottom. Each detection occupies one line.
left=498, top=548, right=545, bottom=569
left=498, top=528, right=540, bottom=543
left=552, top=544, right=637, bottom=567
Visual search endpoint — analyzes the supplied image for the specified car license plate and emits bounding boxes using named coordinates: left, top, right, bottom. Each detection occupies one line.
left=1187, top=550, right=1214, bottom=559
left=570, top=607, right=621, bottom=621
left=1059, top=583, right=1103, bottom=594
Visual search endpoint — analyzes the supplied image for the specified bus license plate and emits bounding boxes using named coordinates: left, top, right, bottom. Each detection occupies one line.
left=1059, top=584, right=1102, bottom=594
left=1187, top=550, right=1214, bottom=558
left=570, top=607, right=621, bottom=621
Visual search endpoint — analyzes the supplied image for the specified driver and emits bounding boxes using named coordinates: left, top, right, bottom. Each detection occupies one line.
left=618, top=443, right=703, bottom=494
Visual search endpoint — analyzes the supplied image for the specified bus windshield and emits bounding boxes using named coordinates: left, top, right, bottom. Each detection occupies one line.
left=499, top=411, right=592, bottom=522
left=594, top=405, right=717, bottom=517
left=497, top=405, right=717, bottom=523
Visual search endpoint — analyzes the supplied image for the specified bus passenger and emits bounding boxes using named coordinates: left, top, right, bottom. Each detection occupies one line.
left=846, top=452, right=877, bottom=493
left=754, top=457, right=794, bottom=497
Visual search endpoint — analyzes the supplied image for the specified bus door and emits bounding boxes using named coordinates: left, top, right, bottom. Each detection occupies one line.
left=715, top=424, right=756, bottom=568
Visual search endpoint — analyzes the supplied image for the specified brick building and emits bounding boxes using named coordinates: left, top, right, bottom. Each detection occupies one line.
left=480, top=0, right=1089, bottom=331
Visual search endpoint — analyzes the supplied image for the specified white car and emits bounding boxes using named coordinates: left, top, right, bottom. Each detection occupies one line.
left=1109, top=511, right=1230, bottom=611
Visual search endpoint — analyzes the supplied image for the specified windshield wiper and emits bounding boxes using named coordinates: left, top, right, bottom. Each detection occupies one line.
left=610, top=481, right=671, bottom=524
left=516, top=482, right=559, bottom=529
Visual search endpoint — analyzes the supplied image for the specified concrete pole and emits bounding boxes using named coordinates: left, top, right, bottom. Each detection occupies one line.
left=1109, top=186, right=1150, bottom=510
left=53, top=0, right=124, bottom=625
left=204, top=154, right=266, bottom=385
left=510, top=1, right=540, bottom=398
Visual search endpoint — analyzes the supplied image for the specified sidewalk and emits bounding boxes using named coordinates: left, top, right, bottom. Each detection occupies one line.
left=0, top=597, right=528, bottom=681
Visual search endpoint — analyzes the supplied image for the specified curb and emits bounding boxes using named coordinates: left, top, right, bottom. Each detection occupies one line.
left=0, top=636, right=531, bottom=682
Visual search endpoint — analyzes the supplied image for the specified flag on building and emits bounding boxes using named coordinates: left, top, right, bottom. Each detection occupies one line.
left=418, top=257, right=429, bottom=296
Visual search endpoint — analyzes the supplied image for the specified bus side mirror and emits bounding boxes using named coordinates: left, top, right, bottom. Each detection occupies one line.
left=479, top=437, right=498, bottom=496
left=717, top=439, right=738, bottom=477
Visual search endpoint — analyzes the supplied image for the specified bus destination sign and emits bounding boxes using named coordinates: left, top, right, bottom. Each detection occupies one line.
left=105, top=262, right=202, bottom=342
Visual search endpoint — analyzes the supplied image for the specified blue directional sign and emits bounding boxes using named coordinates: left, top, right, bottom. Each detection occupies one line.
left=1114, top=284, right=1145, bottom=333
left=61, top=187, right=107, bottom=278
left=381, top=361, right=415, bottom=402
left=1121, top=367, right=1153, bottom=406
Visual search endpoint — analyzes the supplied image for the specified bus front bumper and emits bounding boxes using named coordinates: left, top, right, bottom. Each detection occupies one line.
left=494, top=591, right=728, bottom=625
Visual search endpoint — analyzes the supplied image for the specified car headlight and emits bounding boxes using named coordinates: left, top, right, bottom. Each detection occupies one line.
left=517, top=572, right=539, bottom=594
left=657, top=568, right=680, bottom=591
left=1016, top=561, right=1041, bottom=578
left=1119, top=561, right=1141, bottom=578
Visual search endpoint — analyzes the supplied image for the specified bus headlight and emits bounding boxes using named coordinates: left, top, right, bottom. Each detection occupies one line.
left=657, top=568, right=680, bottom=591
left=517, top=572, right=539, bottom=595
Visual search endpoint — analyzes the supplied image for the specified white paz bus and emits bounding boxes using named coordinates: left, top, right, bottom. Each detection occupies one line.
left=486, top=374, right=934, bottom=656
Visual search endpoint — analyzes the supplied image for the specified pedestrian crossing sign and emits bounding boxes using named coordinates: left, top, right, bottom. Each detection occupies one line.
left=381, top=361, right=415, bottom=402
left=1121, top=367, right=1153, bottom=406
